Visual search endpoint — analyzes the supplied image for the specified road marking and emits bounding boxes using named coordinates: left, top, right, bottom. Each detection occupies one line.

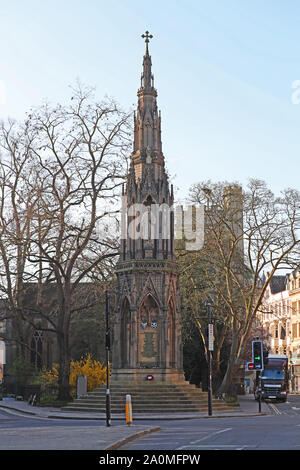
left=177, top=444, right=257, bottom=450
left=189, top=427, right=232, bottom=445
left=269, top=403, right=281, bottom=415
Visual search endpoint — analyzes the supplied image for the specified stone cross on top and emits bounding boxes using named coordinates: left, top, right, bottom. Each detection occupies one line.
left=141, top=30, right=153, bottom=55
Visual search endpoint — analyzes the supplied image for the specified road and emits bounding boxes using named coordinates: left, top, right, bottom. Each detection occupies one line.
left=0, top=409, right=125, bottom=450
left=1, top=395, right=300, bottom=453
left=120, top=394, right=300, bottom=451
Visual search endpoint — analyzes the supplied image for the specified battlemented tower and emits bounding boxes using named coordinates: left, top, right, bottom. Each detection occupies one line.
left=111, top=32, right=184, bottom=383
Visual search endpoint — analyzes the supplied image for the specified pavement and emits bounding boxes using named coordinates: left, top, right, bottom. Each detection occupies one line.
left=0, top=394, right=270, bottom=450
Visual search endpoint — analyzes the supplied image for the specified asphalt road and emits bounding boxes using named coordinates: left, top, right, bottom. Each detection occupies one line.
left=119, top=394, right=300, bottom=451
left=0, top=410, right=127, bottom=450
left=1, top=395, right=300, bottom=454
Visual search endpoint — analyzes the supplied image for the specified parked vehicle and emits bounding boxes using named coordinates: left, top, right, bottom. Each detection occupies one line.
left=254, top=354, right=288, bottom=402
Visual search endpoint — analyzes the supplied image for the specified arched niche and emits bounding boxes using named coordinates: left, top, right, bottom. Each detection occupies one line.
left=167, top=299, right=176, bottom=367
left=120, top=297, right=131, bottom=368
left=138, top=294, right=160, bottom=367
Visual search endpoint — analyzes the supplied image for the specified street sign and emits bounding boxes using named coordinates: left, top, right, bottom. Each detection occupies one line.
left=208, top=323, right=214, bottom=351
left=247, top=362, right=255, bottom=371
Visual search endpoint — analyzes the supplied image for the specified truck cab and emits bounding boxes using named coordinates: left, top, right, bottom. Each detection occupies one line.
left=255, top=354, right=288, bottom=402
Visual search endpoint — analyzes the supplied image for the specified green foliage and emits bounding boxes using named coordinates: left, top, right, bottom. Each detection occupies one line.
left=7, top=357, right=36, bottom=386
left=225, top=395, right=239, bottom=406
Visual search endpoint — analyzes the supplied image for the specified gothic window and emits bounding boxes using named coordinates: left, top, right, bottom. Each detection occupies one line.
left=142, top=195, right=156, bottom=257
left=139, top=294, right=158, bottom=325
left=30, top=330, right=44, bottom=370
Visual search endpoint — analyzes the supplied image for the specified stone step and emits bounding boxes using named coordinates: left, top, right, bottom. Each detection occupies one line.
left=63, top=405, right=230, bottom=413
left=63, top=399, right=231, bottom=410
left=63, top=381, right=235, bottom=414
left=93, top=384, right=206, bottom=390
left=73, top=394, right=223, bottom=402
left=85, top=392, right=208, bottom=399
left=96, top=384, right=200, bottom=390
left=73, top=397, right=214, bottom=405
left=90, top=385, right=207, bottom=395
left=64, top=392, right=229, bottom=403
left=62, top=404, right=232, bottom=413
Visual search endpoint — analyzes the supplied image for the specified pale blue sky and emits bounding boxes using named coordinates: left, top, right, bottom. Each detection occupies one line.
left=1, top=0, right=300, bottom=201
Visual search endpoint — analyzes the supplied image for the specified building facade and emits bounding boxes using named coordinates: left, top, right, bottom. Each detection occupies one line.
left=259, top=275, right=291, bottom=356
left=288, top=269, right=300, bottom=390
left=259, top=270, right=300, bottom=391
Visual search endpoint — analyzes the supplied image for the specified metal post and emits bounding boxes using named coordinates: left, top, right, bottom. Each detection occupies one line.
left=207, top=302, right=213, bottom=416
left=258, top=371, right=262, bottom=413
left=105, top=290, right=111, bottom=427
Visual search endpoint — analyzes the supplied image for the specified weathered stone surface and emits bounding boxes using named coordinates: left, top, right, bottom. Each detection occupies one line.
left=111, top=37, right=184, bottom=389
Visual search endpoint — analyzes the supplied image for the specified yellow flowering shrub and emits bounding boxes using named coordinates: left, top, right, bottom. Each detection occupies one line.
left=41, top=364, right=59, bottom=387
left=69, top=354, right=107, bottom=395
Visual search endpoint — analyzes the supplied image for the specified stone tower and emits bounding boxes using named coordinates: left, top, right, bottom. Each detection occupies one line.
left=111, top=32, right=185, bottom=384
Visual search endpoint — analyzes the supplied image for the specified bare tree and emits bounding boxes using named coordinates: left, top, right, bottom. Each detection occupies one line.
left=0, top=85, right=131, bottom=400
left=181, top=179, right=300, bottom=395
left=0, top=119, right=40, bottom=357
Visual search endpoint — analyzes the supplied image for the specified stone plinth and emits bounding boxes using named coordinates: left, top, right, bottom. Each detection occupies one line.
left=111, top=368, right=186, bottom=385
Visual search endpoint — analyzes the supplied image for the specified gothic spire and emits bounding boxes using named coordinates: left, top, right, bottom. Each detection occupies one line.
left=141, top=31, right=154, bottom=89
left=131, top=31, right=164, bottom=182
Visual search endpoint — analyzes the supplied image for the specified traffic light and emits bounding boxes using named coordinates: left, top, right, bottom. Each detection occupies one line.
left=252, top=340, right=264, bottom=370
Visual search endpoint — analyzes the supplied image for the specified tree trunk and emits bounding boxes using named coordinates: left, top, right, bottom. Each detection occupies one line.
left=216, top=330, right=239, bottom=396
left=57, top=331, right=71, bottom=401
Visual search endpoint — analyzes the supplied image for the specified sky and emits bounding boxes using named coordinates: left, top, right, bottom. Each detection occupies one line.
left=0, top=0, right=300, bottom=202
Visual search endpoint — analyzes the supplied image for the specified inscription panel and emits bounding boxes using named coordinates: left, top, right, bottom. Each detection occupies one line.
left=139, top=327, right=159, bottom=366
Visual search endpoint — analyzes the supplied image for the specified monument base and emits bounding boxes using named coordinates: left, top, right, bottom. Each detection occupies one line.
left=111, top=368, right=187, bottom=385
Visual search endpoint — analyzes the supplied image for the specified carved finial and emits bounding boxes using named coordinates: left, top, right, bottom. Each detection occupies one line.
left=141, top=30, right=153, bottom=55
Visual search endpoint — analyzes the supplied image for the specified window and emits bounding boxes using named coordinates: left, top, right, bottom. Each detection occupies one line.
left=261, top=369, right=284, bottom=380
left=30, top=330, right=44, bottom=370
left=292, top=323, right=298, bottom=339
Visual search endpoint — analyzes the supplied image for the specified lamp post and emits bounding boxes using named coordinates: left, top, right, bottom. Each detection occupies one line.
left=105, top=290, right=111, bottom=427
left=206, top=301, right=213, bottom=416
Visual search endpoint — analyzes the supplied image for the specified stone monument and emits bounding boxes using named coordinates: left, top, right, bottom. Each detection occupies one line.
left=111, top=32, right=185, bottom=384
